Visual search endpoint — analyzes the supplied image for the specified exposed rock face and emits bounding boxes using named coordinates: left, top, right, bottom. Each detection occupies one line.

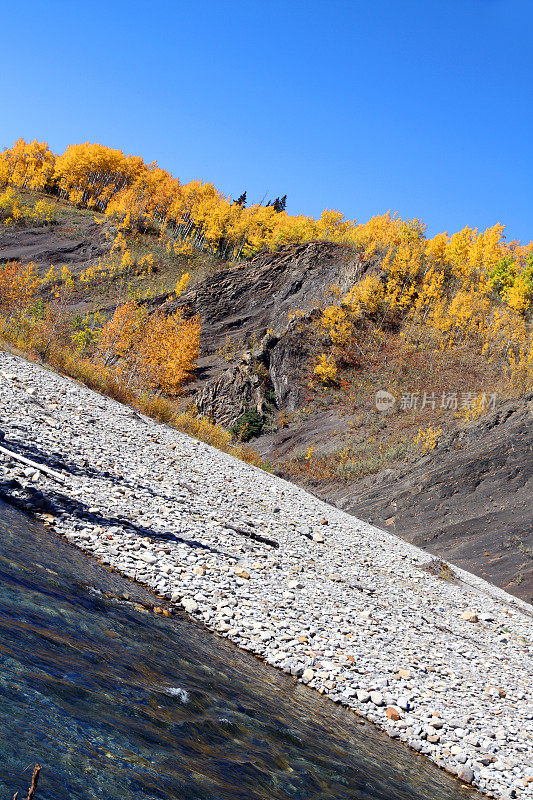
left=266, top=312, right=318, bottom=410
left=170, top=241, right=362, bottom=354
left=166, top=242, right=361, bottom=417
left=330, top=396, right=533, bottom=602
left=194, top=359, right=270, bottom=428
left=192, top=303, right=320, bottom=422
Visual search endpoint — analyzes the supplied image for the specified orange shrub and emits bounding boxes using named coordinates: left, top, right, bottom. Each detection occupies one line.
left=0, top=261, right=40, bottom=318
left=98, top=301, right=200, bottom=394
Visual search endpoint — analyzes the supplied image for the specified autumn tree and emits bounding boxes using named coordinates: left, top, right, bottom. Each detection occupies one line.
left=54, top=143, right=145, bottom=210
left=0, top=261, right=40, bottom=319
left=0, top=139, right=55, bottom=191
left=97, top=301, right=200, bottom=394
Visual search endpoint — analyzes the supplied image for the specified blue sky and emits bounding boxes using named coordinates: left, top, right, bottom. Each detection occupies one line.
left=2, top=0, right=532, bottom=242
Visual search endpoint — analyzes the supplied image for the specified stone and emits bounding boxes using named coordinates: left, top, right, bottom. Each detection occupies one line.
left=461, top=610, right=479, bottom=623
left=233, top=566, right=250, bottom=579
left=386, top=706, right=401, bottom=721
left=457, top=767, right=474, bottom=784
left=370, top=691, right=384, bottom=706
left=181, top=598, right=198, bottom=613
left=301, top=668, right=314, bottom=684
left=312, top=531, right=325, bottom=543
left=342, top=687, right=357, bottom=699
left=397, top=668, right=411, bottom=679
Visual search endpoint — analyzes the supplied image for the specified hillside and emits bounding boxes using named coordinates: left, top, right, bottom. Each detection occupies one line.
left=163, top=246, right=533, bottom=601
left=332, top=394, right=533, bottom=600
left=1, top=139, right=532, bottom=602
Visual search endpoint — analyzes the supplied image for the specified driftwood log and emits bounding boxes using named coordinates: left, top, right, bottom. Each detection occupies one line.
left=0, top=444, right=67, bottom=485
left=222, top=521, right=279, bottom=549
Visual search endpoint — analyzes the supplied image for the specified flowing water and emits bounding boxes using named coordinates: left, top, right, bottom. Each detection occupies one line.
left=0, top=501, right=480, bottom=800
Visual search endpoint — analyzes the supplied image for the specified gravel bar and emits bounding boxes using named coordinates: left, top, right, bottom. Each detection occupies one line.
left=0, top=351, right=532, bottom=799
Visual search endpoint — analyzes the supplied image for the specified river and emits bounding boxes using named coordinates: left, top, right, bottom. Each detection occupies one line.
left=0, top=501, right=480, bottom=800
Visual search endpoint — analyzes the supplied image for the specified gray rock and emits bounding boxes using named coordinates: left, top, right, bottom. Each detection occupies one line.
left=301, top=668, right=314, bottom=684
left=457, top=766, right=474, bottom=784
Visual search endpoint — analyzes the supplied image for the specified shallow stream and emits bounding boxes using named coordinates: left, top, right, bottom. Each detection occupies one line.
left=0, top=501, right=480, bottom=800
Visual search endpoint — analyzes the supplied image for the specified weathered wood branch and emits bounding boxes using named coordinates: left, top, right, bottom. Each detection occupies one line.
left=222, top=521, right=279, bottom=549
left=0, top=444, right=68, bottom=484
left=13, top=763, right=41, bottom=800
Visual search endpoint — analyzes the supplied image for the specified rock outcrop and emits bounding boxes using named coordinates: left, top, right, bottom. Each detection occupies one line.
left=194, top=358, right=271, bottom=428
left=331, top=395, right=533, bottom=601
left=165, top=241, right=361, bottom=418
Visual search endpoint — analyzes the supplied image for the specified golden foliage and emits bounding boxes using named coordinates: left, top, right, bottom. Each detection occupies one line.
left=0, top=188, right=55, bottom=225
left=175, top=272, right=190, bottom=296
left=313, top=353, right=338, bottom=385
left=0, top=261, right=40, bottom=318
left=54, top=142, right=145, bottom=210
left=344, top=273, right=386, bottom=315
left=98, top=301, right=200, bottom=394
left=414, top=425, right=442, bottom=452
left=314, top=223, right=533, bottom=394
left=2, top=136, right=532, bottom=427
left=0, top=140, right=438, bottom=261
left=0, top=139, right=55, bottom=191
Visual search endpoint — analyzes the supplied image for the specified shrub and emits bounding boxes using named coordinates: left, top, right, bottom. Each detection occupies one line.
left=231, top=408, right=265, bottom=441
left=97, top=300, right=200, bottom=394
left=313, top=353, right=338, bottom=385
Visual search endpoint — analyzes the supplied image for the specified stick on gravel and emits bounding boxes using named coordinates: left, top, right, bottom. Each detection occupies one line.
left=0, top=444, right=67, bottom=485
left=222, top=521, right=280, bottom=549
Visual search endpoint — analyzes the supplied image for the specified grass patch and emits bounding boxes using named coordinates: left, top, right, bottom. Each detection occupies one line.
left=282, top=436, right=411, bottom=484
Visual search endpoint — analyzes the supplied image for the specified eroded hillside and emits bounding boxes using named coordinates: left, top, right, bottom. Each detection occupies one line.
left=1, top=139, right=532, bottom=601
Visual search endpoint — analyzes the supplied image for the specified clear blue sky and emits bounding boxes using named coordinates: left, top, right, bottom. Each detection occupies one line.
left=2, top=0, right=532, bottom=242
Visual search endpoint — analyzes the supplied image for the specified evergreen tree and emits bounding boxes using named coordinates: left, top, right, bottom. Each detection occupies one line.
left=268, top=194, right=287, bottom=213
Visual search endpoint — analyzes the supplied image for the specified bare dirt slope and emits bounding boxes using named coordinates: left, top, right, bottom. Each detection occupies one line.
left=0, top=216, right=109, bottom=274
left=327, top=396, right=533, bottom=601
